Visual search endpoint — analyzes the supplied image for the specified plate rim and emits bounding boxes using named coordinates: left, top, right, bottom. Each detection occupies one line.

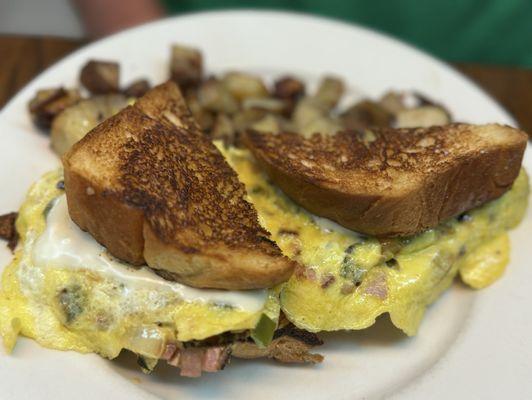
left=0, top=9, right=529, bottom=400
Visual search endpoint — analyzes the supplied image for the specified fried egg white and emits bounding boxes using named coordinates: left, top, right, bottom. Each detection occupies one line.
left=0, top=169, right=279, bottom=359
left=223, top=146, right=529, bottom=336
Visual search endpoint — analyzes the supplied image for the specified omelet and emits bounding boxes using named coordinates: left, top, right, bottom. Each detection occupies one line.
left=0, top=169, right=279, bottom=361
left=224, top=146, right=529, bottom=336
left=0, top=147, right=528, bottom=370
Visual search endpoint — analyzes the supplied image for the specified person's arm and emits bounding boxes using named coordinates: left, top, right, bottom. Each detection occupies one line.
left=72, top=0, right=165, bottom=38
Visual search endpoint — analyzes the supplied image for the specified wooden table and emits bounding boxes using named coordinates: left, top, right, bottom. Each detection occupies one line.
left=1, top=35, right=532, bottom=135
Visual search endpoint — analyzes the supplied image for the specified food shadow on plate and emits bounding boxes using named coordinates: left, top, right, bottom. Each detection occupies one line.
left=319, top=314, right=408, bottom=352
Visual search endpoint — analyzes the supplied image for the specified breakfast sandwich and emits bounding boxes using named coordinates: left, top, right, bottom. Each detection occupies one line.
left=0, top=69, right=528, bottom=379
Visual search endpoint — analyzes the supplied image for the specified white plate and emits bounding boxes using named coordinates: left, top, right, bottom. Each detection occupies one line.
left=0, top=10, right=530, bottom=400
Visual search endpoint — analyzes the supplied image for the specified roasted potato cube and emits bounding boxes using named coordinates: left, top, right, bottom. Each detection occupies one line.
left=340, top=100, right=393, bottom=130
left=51, top=94, right=129, bottom=156
left=273, top=76, right=306, bottom=116
left=394, top=106, right=451, bottom=128
left=186, top=91, right=215, bottom=133
left=300, top=117, right=342, bottom=138
left=379, top=91, right=452, bottom=128
left=80, top=60, right=120, bottom=94
left=379, top=91, right=407, bottom=114
left=28, top=88, right=81, bottom=130
left=407, top=91, right=447, bottom=108
left=170, top=44, right=203, bottom=89
left=242, top=97, right=288, bottom=114
left=273, top=76, right=305, bottom=101
left=123, top=79, right=151, bottom=98
left=292, top=97, right=328, bottom=130
left=410, top=92, right=452, bottom=119
left=222, top=72, right=268, bottom=102
left=232, top=109, right=268, bottom=133
left=251, top=114, right=284, bottom=133
left=197, top=78, right=239, bottom=114
left=314, top=76, right=345, bottom=109
left=211, top=113, right=236, bottom=144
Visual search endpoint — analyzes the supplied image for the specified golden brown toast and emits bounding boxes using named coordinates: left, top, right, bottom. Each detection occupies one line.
left=63, top=82, right=295, bottom=289
left=134, top=81, right=200, bottom=132
left=243, top=124, right=527, bottom=237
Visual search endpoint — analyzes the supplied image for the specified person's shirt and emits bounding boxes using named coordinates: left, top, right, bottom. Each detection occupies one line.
left=163, top=0, right=532, bottom=67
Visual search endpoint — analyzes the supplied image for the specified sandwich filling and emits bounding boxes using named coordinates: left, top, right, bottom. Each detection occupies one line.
left=223, top=145, right=529, bottom=335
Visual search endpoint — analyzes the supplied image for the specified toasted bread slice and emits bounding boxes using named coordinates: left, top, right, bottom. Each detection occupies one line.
left=134, top=80, right=200, bottom=132
left=63, top=82, right=295, bottom=289
left=243, top=124, right=527, bottom=237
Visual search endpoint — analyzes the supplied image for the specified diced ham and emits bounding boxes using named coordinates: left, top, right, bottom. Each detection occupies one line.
left=202, top=346, right=231, bottom=372
left=179, top=348, right=204, bottom=378
left=167, top=351, right=181, bottom=367
left=161, top=342, right=177, bottom=360
left=159, top=324, right=323, bottom=377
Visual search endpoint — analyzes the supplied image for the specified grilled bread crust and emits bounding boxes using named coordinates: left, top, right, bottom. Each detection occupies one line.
left=134, top=80, right=200, bottom=131
left=244, top=124, right=527, bottom=237
left=63, top=82, right=295, bottom=289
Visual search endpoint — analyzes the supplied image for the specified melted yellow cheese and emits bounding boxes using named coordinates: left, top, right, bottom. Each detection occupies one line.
left=0, top=170, right=279, bottom=358
left=223, top=146, right=529, bottom=336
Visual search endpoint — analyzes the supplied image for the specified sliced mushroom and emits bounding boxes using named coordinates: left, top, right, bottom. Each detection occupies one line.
left=170, top=44, right=203, bottom=89
left=232, top=324, right=323, bottom=364
left=314, top=76, right=345, bottom=110
left=80, top=60, right=120, bottom=94
left=28, top=88, right=81, bottom=130
left=51, top=94, right=129, bottom=156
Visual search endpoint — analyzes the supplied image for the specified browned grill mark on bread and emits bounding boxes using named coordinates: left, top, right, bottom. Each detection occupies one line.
left=243, top=124, right=527, bottom=237
left=63, top=81, right=295, bottom=289
left=117, top=108, right=281, bottom=254
left=134, top=81, right=201, bottom=132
